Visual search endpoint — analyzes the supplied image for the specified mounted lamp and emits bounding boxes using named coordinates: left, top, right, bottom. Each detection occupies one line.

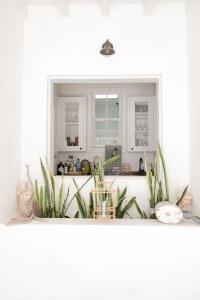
left=100, top=39, right=115, bottom=56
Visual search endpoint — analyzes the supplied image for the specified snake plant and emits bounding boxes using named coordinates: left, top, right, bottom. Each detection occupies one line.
left=115, top=187, right=136, bottom=218
left=145, top=143, right=169, bottom=218
left=34, top=159, right=71, bottom=218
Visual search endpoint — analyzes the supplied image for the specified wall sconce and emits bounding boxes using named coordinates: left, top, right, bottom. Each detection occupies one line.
left=100, top=39, right=115, bottom=56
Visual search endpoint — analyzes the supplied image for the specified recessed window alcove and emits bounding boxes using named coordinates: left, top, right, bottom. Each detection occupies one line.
left=47, top=76, right=162, bottom=177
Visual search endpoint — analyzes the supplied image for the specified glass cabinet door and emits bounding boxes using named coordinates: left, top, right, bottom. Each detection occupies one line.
left=65, top=101, right=80, bottom=148
left=128, top=97, right=156, bottom=152
left=58, top=97, right=86, bottom=152
left=94, top=94, right=120, bottom=146
left=135, top=102, right=149, bottom=148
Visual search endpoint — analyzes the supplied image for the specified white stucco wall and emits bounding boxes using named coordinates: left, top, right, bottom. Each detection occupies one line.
left=1, top=220, right=200, bottom=300
left=187, top=0, right=200, bottom=215
left=0, top=0, right=24, bottom=222
left=21, top=3, right=189, bottom=211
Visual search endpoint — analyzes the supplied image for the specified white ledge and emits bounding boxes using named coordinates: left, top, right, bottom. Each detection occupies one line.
left=3, top=218, right=199, bottom=227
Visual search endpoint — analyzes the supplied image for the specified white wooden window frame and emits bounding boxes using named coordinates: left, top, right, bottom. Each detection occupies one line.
left=92, top=93, right=122, bottom=148
left=47, top=75, right=162, bottom=174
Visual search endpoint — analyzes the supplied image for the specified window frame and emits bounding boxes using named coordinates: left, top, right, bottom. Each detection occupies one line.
left=92, top=93, right=122, bottom=148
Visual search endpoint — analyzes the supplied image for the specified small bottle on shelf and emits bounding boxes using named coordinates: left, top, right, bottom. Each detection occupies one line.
left=76, top=158, right=81, bottom=172
left=69, top=163, right=73, bottom=173
left=139, top=157, right=144, bottom=175
left=73, top=160, right=77, bottom=172
left=57, top=161, right=64, bottom=175
left=150, top=163, right=154, bottom=176
left=64, top=162, right=68, bottom=175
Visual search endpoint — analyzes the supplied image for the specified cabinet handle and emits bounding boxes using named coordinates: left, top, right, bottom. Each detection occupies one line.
left=80, top=147, right=82, bottom=150
left=131, top=147, right=134, bottom=151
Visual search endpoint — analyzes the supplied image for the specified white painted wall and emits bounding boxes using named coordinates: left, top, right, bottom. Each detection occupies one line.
left=0, top=0, right=24, bottom=222
left=187, top=0, right=200, bottom=215
left=1, top=220, right=200, bottom=300
left=22, top=3, right=189, bottom=210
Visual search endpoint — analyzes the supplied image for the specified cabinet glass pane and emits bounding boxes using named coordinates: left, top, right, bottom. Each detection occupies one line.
left=95, top=94, right=120, bottom=147
left=65, top=102, right=79, bottom=124
left=64, top=101, right=80, bottom=147
left=107, top=120, right=119, bottom=130
left=96, top=130, right=119, bottom=138
left=96, top=138, right=108, bottom=145
left=135, top=103, right=148, bottom=113
left=135, top=115, right=148, bottom=132
left=96, top=120, right=107, bottom=130
left=65, top=124, right=79, bottom=146
left=135, top=102, right=149, bottom=147
left=95, top=98, right=106, bottom=118
left=108, top=98, right=119, bottom=118
left=135, top=132, right=148, bottom=147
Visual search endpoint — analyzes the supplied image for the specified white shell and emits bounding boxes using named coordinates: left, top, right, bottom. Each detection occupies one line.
left=155, top=201, right=183, bottom=224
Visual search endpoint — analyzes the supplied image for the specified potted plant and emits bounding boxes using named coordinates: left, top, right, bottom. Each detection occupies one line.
left=73, top=157, right=136, bottom=219
left=34, top=159, right=71, bottom=218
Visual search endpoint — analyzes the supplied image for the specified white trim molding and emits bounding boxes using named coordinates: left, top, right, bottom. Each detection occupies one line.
left=100, top=0, right=111, bottom=17
left=12, top=0, right=189, bottom=18
left=56, top=0, right=69, bottom=17
left=143, top=0, right=157, bottom=16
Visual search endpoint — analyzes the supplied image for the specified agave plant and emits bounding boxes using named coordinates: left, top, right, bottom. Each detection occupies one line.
left=34, top=159, right=71, bottom=218
left=145, top=143, right=169, bottom=218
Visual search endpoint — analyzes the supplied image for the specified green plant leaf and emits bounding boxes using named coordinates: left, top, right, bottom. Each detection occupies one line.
left=61, top=187, right=70, bottom=217
left=133, top=198, right=148, bottom=219
left=66, top=174, right=94, bottom=212
left=156, top=179, right=163, bottom=204
left=74, top=211, right=79, bottom=218
left=158, top=143, right=169, bottom=201
left=39, top=186, right=44, bottom=216
left=116, top=187, right=127, bottom=217
left=89, top=192, right=94, bottom=218
left=144, top=153, right=155, bottom=208
left=34, top=179, right=40, bottom=205
left=153, top=154, right=158, bottom=202
left=73, top=178, right=87, bottom=218
left=40, top=159, right=51, bottom=213
left=58, top=175, right=64, bottom=216
left=176, top=185, right=189, bottom=206
left=102, top=155, right=119, bottom=168
left=118, top=197, right=135, bottom=218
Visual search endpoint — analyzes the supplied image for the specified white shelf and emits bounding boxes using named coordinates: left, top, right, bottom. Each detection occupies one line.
left=96, top=137, right=119, bottom=139
left=135, top=112, right=148, bottom=115
left=65, top=123, right=79, bottom=125
left=96, top=130, right=118, bottom=132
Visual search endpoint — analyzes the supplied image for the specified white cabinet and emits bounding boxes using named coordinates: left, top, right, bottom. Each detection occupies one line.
left=128, top=97, right=156, bottom=152
left=57, top=97, right=86, bottom=152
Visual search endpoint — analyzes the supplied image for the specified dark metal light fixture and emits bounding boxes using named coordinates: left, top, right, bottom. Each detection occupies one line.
left=100, top=39, right=115, bottom=56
